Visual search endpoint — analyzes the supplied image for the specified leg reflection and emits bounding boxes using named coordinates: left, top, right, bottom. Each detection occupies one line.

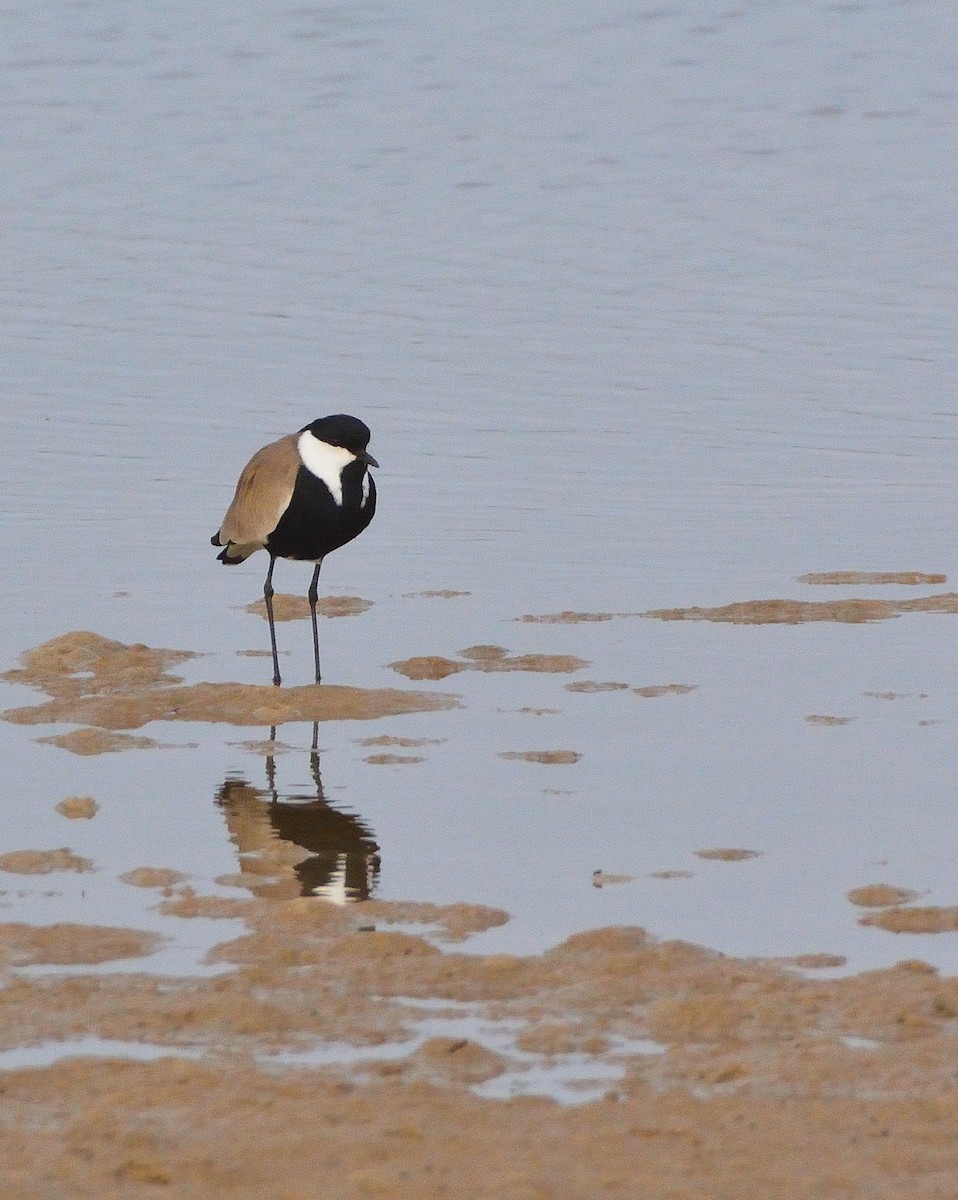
left=216, top=723, right=380, bottom=902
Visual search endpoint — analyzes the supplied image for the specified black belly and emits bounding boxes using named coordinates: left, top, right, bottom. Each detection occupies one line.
left=267, top=464, right=376, bottom=561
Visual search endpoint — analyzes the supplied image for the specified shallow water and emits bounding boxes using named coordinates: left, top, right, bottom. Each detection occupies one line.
left=0, top=1016, right=663, bottom=1107
left=2, top=0, right=958, bottom=975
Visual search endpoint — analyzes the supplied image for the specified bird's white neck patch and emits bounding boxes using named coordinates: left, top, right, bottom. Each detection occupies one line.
left=297, top=431, right=355, bottom=505
left=311, top=854, right=349, bottom=905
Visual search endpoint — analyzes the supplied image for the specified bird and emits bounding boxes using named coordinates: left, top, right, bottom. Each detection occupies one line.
left=211, top=413, right=378, bottom=686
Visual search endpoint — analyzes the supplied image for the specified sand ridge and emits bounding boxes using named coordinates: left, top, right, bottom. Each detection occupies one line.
left=1, top=632, right=460, bottom=735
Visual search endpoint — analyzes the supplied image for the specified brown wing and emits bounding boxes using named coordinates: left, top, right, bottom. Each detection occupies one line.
left=214, top=434, right=299, bottom=560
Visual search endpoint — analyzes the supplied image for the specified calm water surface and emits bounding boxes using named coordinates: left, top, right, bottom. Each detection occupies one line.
left=1, top=0, right=958, bottom=972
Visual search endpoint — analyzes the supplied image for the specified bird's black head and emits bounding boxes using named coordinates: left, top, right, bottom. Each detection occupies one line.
left=301, top=414, right=379, bottom=468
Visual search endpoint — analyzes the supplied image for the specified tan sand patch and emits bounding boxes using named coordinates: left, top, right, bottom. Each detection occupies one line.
left=645, top=593, right=958, bottom=624
left=119, top=868, right=189, bottom=890
left=652, top=869, right=693, bottom=879
left=591, top=871, right=634, bottom=888
left=633, top=684, right=697, bottom=698
left=390, top=644, right=588, bottom=681
left=244, top=594, right=373, bottom=620
left=1, top=630, right=195, bottom=697
left=505, top=706, right=561, bottom=715
left=848, top=885, right=920, bottom=908
left=515, top=1023, right=609, bottom=1056
left=401, top=1037, right=506, bottom=1085
left=782, top=954, right=848, bottom=969
left=229, top=735, right=297, bottom=754
left=805, top=714, right=852, bottom=726
left=499, top=750, right=582, bottom=765
left=859, top=906, right=958, bottom=933
left=0, top=849, right=93, bottom=875
left=565, top=681, right=630, bottom=693
left=14, top=687, right=457, bottom=731
left=515, top=611, right=638, bottom=623
left=389, top=657, right=463, bottom=681
left=402, top=590, right=472, bottom=599
left=157, top=893, right=255, bottom=920
left=695, top=848, right=762, bottom=862
left=0, top=922, right=161, bottom=965
left=2, top=632, right=459, bottom=730
left=55, top=796, right=99, bottom=820
left=363, top=753, right=425, bottom=765
left=356, top=735, right=445, bottom=747
left=896, top=959, right=938, bottom=974
left=38, top=729, right=165, bottom=755
left=798, top=571, right=946, bottom=586
left=364, top=900, right=509, bottom=943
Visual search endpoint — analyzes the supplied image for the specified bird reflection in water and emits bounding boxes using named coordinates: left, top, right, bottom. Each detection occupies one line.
left=215, top=724, right=380, bottom=903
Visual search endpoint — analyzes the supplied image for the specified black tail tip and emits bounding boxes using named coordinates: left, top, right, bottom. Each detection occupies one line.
left=215, top=545, right=244, bottom=565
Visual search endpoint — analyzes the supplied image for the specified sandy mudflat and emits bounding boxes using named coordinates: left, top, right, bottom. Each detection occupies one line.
left=797, top=572, right=947, bottom=586
left=244, top=593, right=374, bottom=620
left=1, top=631, right=459, bottom=737
left=390, top=644, right=589, bottom=681
left=3, top=607, right=958, bottom=1195
left=644, top=592, right=958, bottom=624
left=2, top=890, right=958, bottom=1197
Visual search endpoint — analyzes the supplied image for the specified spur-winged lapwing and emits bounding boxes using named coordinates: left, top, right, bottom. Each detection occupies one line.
left=211, top=414, right=378, bottom=686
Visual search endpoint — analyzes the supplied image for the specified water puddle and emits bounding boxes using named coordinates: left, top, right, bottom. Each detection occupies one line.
left=0, top=1003, right=663, bottom=1107
left=0, top=1039, right=204, bottom=1072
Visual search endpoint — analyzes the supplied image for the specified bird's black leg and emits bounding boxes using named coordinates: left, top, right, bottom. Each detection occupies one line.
left=266, top=726, right=278, bottom=800
left=309, top=722, right=321, bottom=793
left=308, top=560, right=323, bottom=684
left=263, top=555, right=281, bottom=687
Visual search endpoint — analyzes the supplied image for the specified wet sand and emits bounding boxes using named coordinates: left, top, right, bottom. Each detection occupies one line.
left=512, top=579, right=958, bottom=627
left=244, top=593, right=374, bottom=620
left=390, top=644, right=590, bottom=682
left=3, top=604, right=958, bottom=1195
left=3, top=888, right=958, bottom=1196
left=797, top=572, right=947, bottom=586
left=644, top=593, right=958, bottom=625
left=1, top=632, right=460, bottom=739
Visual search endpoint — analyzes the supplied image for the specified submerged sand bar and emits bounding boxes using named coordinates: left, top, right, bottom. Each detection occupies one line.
left=1, top=632, right=459, bottom=730
left=645, top=592, right=958, bottom=624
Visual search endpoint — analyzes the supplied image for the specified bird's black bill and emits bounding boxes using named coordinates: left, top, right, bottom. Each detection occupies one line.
left=358, top=450, right=379, bottom=468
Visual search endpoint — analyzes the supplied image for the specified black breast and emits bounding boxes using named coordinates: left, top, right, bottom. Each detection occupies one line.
left=267, top=461, right=376, bottom=562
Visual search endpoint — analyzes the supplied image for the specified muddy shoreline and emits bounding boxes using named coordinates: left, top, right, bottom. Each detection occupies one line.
left=3, top=600, right=958, bottom=1195
left=2, top=887, right=958, bottom=1197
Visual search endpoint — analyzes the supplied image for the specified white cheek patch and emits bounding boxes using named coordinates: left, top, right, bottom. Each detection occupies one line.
left=297, top=431, right=354, bottom=506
